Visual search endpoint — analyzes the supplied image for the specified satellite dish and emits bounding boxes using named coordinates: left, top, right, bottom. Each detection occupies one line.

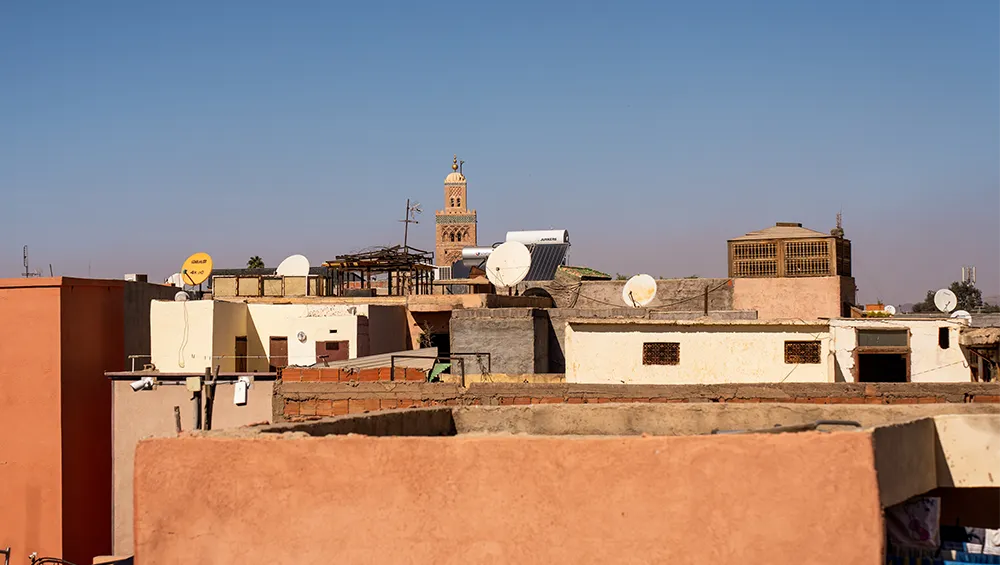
left=166, top=273, right=184, bottom=287
left=296, top=331, right=307, bottom=342
left=174, top=291, right=189, bottom=302
left=934, top=289, right=958, bottom=313
left=181, top=252, right=213, bottom=286
left=484, top=241, right=531, bottom=288
left=951, top=310, right=972, bottom=323
left=622, top=274, right=657, bottom=307
left=276, top=254, right=310, bottom=277
left=884, top=305, right=897, bottom=315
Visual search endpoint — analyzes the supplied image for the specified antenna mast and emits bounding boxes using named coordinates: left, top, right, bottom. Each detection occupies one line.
left=399, top=199, right=422, bottom=253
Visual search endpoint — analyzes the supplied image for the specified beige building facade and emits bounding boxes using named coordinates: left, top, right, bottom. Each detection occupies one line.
left=434, top=155, right=477, bottom=267
left=565, top=318, right=975, bottom=385
left=150, top=300, right=409, bottom=372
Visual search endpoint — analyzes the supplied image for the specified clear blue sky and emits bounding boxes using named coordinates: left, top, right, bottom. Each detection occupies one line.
left=2, top=0, right=997, bottom=304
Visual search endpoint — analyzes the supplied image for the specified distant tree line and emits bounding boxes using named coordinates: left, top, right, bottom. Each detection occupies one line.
left=911, top=280, right=1000, bottom=313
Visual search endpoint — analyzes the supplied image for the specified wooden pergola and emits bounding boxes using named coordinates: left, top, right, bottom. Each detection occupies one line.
left=323, top=246, right=435, bottom=296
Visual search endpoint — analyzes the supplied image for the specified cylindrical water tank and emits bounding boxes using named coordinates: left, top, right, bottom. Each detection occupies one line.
left=461, top=247, right=495, bottom=260
left=504, top=230, right=570, bottom=245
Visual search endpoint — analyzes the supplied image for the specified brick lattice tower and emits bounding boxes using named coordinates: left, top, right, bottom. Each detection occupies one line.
left=434, top=155, right=477, bottom=267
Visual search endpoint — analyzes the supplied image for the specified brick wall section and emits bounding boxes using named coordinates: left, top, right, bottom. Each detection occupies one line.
left=282, top=367, right=426, bottom=383
left=276, top=381, right=1000, bottom=422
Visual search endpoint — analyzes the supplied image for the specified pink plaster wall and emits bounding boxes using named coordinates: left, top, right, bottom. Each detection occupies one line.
left=733, top=276, right=855, bottom=319
left=135, top=432, right=883, bottom=564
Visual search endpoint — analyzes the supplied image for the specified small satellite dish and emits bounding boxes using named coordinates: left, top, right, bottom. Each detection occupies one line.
left=165, top=273, right=184, bottom=287
left=296, top=331, right=307, bottom=342
left=484, top=241, right=531, bottom=288
left=884, top=305, right=897, bottom=315
left=951, top=310, right=972, bottom=323
left=622, top=274, right=657, bottom=307
left=181, top=252, right=213, bottom=286
left=174, top=291, right=189, bottom=302
left=276, top=254, right=310, bottom=277
left=934, top=289, right=958, bottom=313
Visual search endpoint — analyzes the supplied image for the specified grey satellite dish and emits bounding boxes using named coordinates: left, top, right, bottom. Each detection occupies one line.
left=276, top=254, right=310, bottom=277
left=950, top=310, right=972, bottom=323
left=884, top=305, right=896, bottom=315
left=484, top=241, right=531, bottom=288
left=934, top=289, right=958, bottom=313
left=174, top=291, right=189, bottom=301
left=622, top=274, right=657, bottom=307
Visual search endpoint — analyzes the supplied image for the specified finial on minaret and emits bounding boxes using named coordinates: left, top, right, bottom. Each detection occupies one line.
left=452, top=155, right=458, bottom=171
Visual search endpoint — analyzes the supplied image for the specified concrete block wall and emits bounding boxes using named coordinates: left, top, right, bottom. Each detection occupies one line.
left=277, top=381, right=1000, bottom=422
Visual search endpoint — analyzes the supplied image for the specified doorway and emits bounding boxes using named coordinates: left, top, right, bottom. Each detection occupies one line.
left=858, top=353, right=908, bottom=383
left=269, top=337, right=288, bottom=372
left=235, top=336, right=248, bottom=372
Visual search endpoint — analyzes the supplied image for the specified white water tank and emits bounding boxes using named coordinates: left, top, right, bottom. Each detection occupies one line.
left=504, top=230, right=570, bottom=245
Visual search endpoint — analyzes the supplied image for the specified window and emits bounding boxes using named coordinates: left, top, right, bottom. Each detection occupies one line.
left=450, top=197, right=454, bottom=207
left=939, top=327, right=950, bottom=349
left=643, top=342, right=680, bottom=365
left=784, top=341, right=821, bottom=364
left=450, top=233, right=455, bottom=242
left=457, top=197, right=461, bottom=207
left=456, top=232, right=462, bottom=242
left=857, top=330, right=908, bottom=348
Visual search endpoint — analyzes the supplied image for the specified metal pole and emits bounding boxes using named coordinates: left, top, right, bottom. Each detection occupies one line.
left=390, top=356, right=395, bottom=382
left=203, top=365, right=219, bottom=431
left=704, top=285, right=709, bottom=316
left=403, top=198, right=410, bottom=250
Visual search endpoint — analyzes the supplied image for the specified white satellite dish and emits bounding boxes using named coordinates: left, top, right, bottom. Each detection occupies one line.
left=622, top=274, right=657, bottom=307
left=884, top=305, right=897, bottom=315
left=296, top=331, right=307, bottom=342
left=276, top=254, right=310, bottom=277
left=174, top=291, right=189, bottom=302
left=166, top=273, right=184, bottom=287
left=484, top=241, right=531, bottom=288
left=951, top=310, right=972, bottom=323
left=934, top=289, right=958, bottom=313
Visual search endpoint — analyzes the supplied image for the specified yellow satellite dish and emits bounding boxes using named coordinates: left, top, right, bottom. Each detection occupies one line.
left=181, top=252, right=213, bottom=286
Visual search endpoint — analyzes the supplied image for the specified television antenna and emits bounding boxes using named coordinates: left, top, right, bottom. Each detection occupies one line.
left=883, top=305, right=897, bottom=316
left=934, top=288, right=958, bottom=313
left=399, top=199, right=422, bottom=253
left=484, top=241, right=531, bottom=288
left=622, top=274, right=657, bottom=307
left=276, top=254, right=310, bottom=277
left=22, top=246, right=40, bottom=278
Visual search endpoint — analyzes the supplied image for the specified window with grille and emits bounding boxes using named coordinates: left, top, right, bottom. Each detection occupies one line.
left=784, top=240, right=831, bottom=276
left=731, top=242, right=778, bottom=278
left=784, top=341, right=821, bottom=364
left=643, top=342, right=680, bottom=365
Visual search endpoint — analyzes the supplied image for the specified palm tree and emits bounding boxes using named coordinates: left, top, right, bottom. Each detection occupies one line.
left=247, top=256, right=264, bottom=269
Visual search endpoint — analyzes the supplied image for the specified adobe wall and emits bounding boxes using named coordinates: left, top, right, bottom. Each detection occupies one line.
left=59, top=281, right=124, bottom=563
left=111, top=380, right=274, bottom=555
left=733, top=276, right=854, bottom=319
left=524, top=277, right=733, bottom=310
left=276, top=380, right=1000, bottom=422
left=0, top=283, right=65, bottom=561
left=134, top=431, right=883, bottom=564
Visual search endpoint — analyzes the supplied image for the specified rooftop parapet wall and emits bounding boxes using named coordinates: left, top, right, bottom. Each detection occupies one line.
left=275, top=381, right=1000, bottom=422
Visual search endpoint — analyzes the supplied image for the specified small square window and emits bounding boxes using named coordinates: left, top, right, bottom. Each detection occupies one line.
left=643, top=342, right=680, bottom=365
left=785, top=341, right=821, bottom=364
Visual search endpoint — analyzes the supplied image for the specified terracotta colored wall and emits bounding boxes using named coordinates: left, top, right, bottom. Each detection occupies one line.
left=733, top=276, right=854, bottom=319
left=111, top=380, right=274, bottom=555
left=0, top=278, right=121, bottom=564
left=0, top=284, right=65, bottom=560
left=59, top=281, right=122, bottom=563
left=135, top=432, right=883, bottom=564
